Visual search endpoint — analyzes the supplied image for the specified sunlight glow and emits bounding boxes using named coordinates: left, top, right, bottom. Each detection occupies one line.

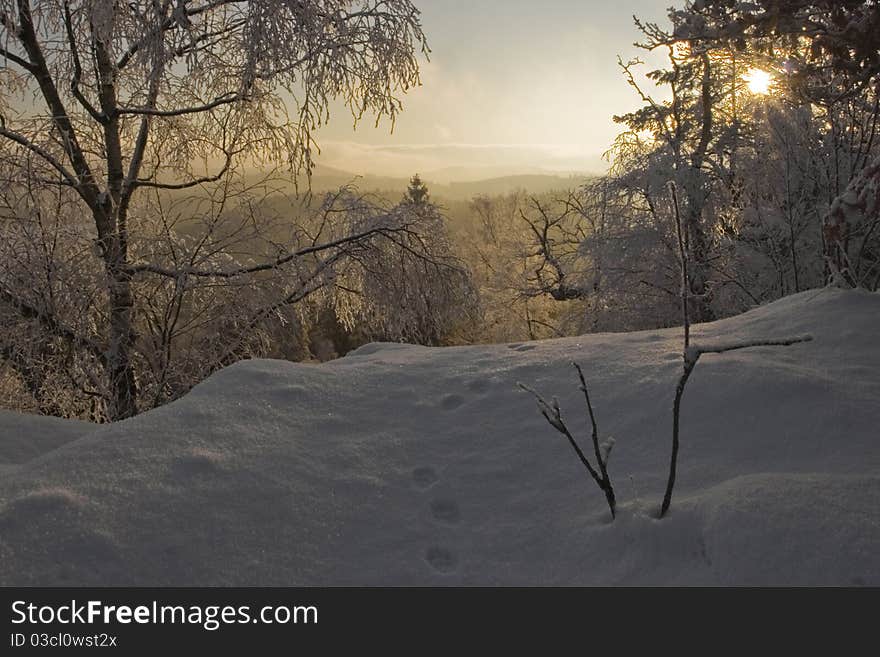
left=744, top=68, right=773, bottom=95
left=671, top=41, right=691, bottom=59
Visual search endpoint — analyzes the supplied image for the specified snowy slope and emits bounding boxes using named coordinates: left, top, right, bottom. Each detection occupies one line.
left=0, top=411, right=94, bottom=466
left=0, top=288, right=877, bottom=585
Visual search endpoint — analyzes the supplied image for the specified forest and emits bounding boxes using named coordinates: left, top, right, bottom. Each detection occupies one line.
left=0, top=1, right=877, bottom=423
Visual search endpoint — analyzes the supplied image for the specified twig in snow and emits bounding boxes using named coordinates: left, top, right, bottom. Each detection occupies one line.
left=519, top=362, right=616, bottom=518
left=669, top=181, right=690, bottom=350
left=659, top=334, right=814, bottom=518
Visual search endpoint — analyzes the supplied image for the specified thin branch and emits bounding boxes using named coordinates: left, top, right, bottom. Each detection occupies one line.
left=669, top=180, right=690, bottom=350
left=118, top=94, right=241, bottom=117
left=518, top=382, right=603, bottom=485
left=0, top=284, right=106, bottom=364
left=0, top=126, right=79, bottom=187
left=687, top=335, right=814, bottom=360
left=0, top=45, right=35, bottom=72
left=519, top=362, right=616, bottom=518
left=12, top=0, right=104, bottom=216
left=62, top=1, right=104, bottom=122
left=127, top=222, right=415, bottom=279
left=573, top=362, right=616, bottom=514
left=659, top=334, right=814, bottom=518
left=133, top=151, right=233, bottom=190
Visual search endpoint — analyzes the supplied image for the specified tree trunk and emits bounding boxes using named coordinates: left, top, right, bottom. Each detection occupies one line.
left=104, top=234, right=138, bottom=420
left=683, top=52, right=716, bottom=324
left=683, top=198, right=716, bottom=324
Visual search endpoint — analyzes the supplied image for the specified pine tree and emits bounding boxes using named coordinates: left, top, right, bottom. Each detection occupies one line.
left=404, top=174, right=431, bottom=206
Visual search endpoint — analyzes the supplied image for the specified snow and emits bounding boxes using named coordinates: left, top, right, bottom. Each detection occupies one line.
left=0, top=411, right=94, bottom=466
left=0, top=287, right=878, bottom=585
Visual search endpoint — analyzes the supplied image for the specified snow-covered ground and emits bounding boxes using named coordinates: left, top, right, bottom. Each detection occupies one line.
left=0, top=288, right=877, bottom=585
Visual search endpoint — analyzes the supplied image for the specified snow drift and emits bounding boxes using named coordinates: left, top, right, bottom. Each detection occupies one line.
left=0, top=288, right=877, bottom=585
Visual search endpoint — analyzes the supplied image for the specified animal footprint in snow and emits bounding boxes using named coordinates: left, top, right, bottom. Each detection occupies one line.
left=425, top=546, right=458, bottom=573
left=440, top=394, right=464, bottom=410
left=412, top=466, right=439, bottom=489
left=429, top=498, right=460, bottom=524
left=171, top=448, right=224, bottom=480
left=466, top=379, right=491, bottom=394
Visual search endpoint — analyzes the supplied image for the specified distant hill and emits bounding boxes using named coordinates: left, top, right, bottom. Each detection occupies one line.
left=420, top=164, right=558, bottom=184
left=438, top=174, right=587, bottom=199
left=298, top=165, right=589, bottom=200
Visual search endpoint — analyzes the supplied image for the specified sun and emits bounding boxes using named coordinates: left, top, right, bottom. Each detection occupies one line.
left=744, top=68, right=773, bottom=95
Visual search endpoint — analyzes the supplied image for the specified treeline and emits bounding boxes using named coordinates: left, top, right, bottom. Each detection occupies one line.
left=0, top=1, right=877, bottom=421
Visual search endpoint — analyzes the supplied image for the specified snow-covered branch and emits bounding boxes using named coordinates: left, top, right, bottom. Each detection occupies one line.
left=685, top=335, right=814, bottom=364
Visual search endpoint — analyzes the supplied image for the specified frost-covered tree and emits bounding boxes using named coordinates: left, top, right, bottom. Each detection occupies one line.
left=667, top=0, right=880, bottom=287
left=403, top=174, right=430, bottom=206
left=343, top=179, right=477, bottom=346
left=612, top=21, right=755, bottom=323
left=582, top=0, right=880, bottom=332
left=451, top=191, right=594, bottom=342
left=0, top=0, right=428, bottom=419
left=669, top=0, right=880, bottom=98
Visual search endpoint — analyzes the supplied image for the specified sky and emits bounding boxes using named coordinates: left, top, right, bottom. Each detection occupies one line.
left=314, top=0, right=673, bottom=180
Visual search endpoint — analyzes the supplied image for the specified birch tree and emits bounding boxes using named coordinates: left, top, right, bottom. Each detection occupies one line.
left=0, top=0, right=428, bottom=419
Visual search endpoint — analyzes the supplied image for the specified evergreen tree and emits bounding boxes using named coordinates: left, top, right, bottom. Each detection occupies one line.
left=404, top=174, right=431, bottom=206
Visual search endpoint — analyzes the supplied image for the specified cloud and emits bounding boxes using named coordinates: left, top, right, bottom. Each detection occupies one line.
left=433, top=123, right=453, bottom=140
left=313, top=141, right=607, bottom=180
